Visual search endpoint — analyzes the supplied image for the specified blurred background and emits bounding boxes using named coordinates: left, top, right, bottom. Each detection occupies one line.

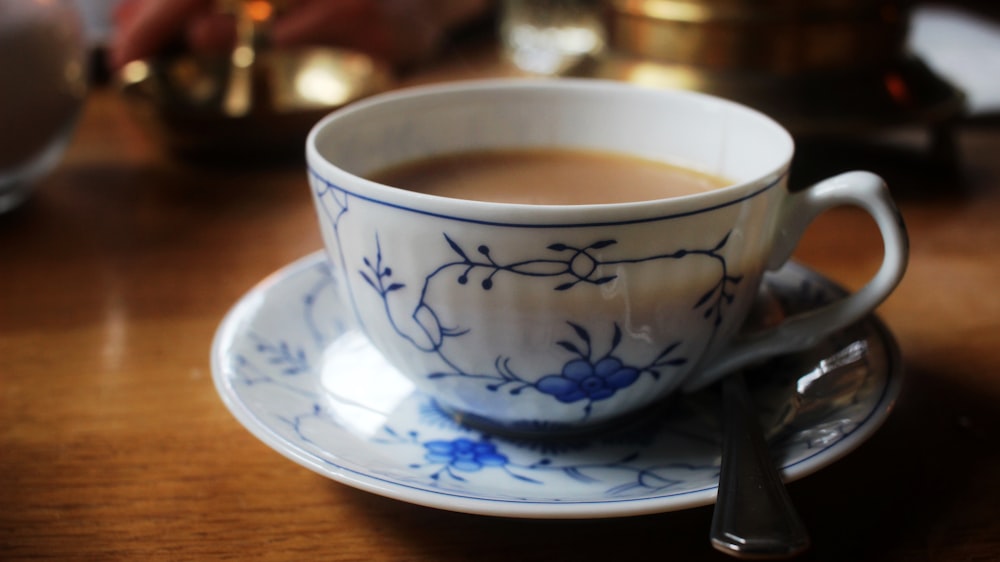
left=3, top=0, right=999, bottom=207
left=3, top=4, right=999, bottom=560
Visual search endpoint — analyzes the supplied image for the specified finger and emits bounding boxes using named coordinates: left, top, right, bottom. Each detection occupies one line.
left=110, top=0, right=214, bottom=67
left=270, top=0, right=372, bottom=45
left=186, top=13, right=237, bottom=54
left=112, top=0, right=142, bottom=25
left=270, top=0, right=423, bottom=63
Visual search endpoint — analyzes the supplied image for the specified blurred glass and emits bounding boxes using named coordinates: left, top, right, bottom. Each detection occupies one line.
left=500, top=0, right=606, bottom=75
left=0, top=0, right=88, bottom=214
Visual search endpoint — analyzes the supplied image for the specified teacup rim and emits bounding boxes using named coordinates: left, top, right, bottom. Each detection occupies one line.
left=305, top=77, right=794, bottom=220
left=306, top=164, right=787, bottom=227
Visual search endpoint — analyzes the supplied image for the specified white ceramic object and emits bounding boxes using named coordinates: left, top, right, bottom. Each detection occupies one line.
left=0, top=0, right=87, bottom=213
left=306, top=79, right=908, bottom=432
left=211, top=252, right=902, bottom=519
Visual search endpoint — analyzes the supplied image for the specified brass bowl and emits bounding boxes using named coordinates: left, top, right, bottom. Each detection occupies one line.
left=590, top=0, right=965, bottom=136
left=117, top=47, right=392, bottom=159
left=583, top=54, right=965, bottom=136
left=607, top=0, right=910, bottom=74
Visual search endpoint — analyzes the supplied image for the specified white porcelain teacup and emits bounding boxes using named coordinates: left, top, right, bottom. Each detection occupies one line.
left=306, top=79, right=907, bottom=434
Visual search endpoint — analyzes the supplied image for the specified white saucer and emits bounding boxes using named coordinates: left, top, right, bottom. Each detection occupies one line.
left=211, top=252, right=902, bottom=519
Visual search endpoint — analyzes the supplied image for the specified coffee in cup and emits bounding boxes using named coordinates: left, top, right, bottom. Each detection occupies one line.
left=369, top=148, right=730, bottom=205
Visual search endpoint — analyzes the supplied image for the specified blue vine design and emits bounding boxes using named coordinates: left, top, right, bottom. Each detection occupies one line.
left=497, top=321, right=686, bottom=416
left=252, top=335, right=310, bottom=376
left=232, top=267, right=336, bottom=394
left=358, top=231, right=742, bottom=414
left=374, top=426, right=716, bottom=495
left=223, top=253, right=885, bottom=502
left=310, top=174, right=744, bottom=416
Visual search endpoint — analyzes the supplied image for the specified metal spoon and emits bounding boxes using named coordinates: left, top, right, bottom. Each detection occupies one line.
left=710, top=371, right=811, bottom=558
left=710, top=294, right=811, bottom=559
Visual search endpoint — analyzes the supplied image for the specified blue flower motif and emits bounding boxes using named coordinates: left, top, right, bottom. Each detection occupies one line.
left=536, top=357, right=640, bottom=403
left=355, top=232, right=729, bottom=409
left=423, top=438, right=509, bottom=472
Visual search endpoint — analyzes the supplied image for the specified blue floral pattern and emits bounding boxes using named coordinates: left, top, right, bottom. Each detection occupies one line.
left=423, top=438, right=509, bottom=472
left=308, top=172, right=749, bottom=420
left=532, top=322, right=686, bottom=414
left=373, top=405, right=710, bottom=491
left=355, top=232, right=737, bottom=412
left=537, top=356, right=640, bottom=403
left=214, top=253, right=901, bottom=515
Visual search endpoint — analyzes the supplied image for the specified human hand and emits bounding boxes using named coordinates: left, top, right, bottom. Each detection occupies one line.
left=110, top=0, right=490, bottom=69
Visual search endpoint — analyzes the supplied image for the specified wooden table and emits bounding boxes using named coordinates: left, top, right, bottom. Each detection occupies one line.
left=3, top=57, right=999, bottom=561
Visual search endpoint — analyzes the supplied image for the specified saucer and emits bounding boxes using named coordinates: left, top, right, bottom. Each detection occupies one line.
left=211, top=252, right=902, bottom=519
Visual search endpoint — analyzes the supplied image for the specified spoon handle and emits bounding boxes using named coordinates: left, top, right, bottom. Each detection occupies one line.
left=710, top=373, right=811, bottom=559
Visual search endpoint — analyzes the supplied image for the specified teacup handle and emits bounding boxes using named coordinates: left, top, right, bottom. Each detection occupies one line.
left=684, top=171, right=909, bottom=391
